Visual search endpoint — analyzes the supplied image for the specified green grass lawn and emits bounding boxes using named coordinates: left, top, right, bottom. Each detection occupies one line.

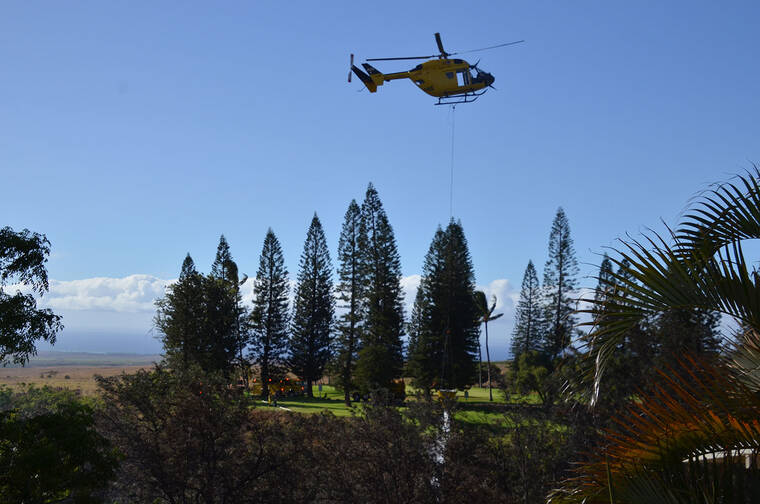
left=270, top=386, right=357, bottom=417
left=260, top=384, right=536, bottom=426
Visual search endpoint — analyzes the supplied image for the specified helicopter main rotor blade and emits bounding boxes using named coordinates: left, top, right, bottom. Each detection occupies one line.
left=434, top=32, right=448, bottom=57
left=366, top=55, right=436, bottom=61
left=451, top=40, right=525, bottom=55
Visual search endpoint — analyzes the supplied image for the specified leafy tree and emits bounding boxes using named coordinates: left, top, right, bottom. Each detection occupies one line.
left=510, top=350, right=552, bottom=405
left=249, top=229, right=289, bottom=398
left=96, top=365, right=314, bottom=504
left=0, top=227, right=62, bottom=365
left=334, top=200, right=366, bottom=404
left=407, top=221, right=479, bottom=390
left=511, top=260, right=544, bottom=361
left=289, top=214, right=334, bottom=397
left=542, top=208, right=579, bottom=360
left=474, top=290, right=503, bottom=401
left=0, top=386, right=118, bottom=503
left=354, top=184, right=405, bottom=392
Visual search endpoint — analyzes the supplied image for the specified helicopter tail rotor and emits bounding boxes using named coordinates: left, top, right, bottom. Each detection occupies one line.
left=350, top=61, right=379, bottom=93
left=348, top=54, right=353, bottom=83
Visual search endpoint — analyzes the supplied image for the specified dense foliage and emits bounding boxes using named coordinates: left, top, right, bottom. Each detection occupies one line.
left=0, top=227, right=62, bottom=365
left=0, top=386, right=118, bottom=503
left=11, top=169, right=760, bottom=502
left=155, top=251, right=242, bottom=374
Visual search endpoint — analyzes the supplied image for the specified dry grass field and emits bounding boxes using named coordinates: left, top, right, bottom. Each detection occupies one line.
left=0, top=352, right=160, bottom=395
left=0, top=365, right=155, bottom=395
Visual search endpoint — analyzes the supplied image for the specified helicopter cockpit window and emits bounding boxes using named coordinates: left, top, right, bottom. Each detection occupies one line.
left=471, top=69, right=485, bottom=84
left=457, top=69, right=471, bottom=86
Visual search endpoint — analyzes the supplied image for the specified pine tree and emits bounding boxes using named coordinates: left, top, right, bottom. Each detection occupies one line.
left=209, top=235, right=249, bottom=377
left=211, top=235, right=236, bottom=284
left=591, top=257, right=657, bottom=415
left=333, top=200, right=366, bottom=404
left=156, top=252, right=239, bottom=374
left=542, top=208, right=579, bottom=360
left=653, top=308, right=722, bottom=358
left=406, top=286, right=427, bottom=371
left=354, top=183, right=405, bottom=392
left=156, top=254, right=204, bottom=368
left=594, top=254, right=615, bottom=305
left=407, top=221, right=479, bottom=390
left=249, top=229, right=289, bottom=398
left=289, top=214, right=334, bottom=397
left=511, top=260, right=544, bottom=360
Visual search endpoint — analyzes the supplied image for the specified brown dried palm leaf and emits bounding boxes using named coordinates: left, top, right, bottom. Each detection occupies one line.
left=551, top=356, right=760, bottom=503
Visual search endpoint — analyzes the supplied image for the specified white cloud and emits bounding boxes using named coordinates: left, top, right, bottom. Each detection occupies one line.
left=6, top=273, right=526, bottom=356
left=400, top=274, right=421, bottom=314
left=41, top=275, right=173, bottom=313
left=476, top=278, right=519, bottom=311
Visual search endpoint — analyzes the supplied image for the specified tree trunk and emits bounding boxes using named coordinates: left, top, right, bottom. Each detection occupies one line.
left=485, top=321, right=493, bottom=401
left=260, top=361, right=269, bottom=400
left=478, top=338, right=483, bottom=388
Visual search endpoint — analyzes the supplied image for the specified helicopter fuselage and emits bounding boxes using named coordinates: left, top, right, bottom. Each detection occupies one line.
left=352, top=58, right=495, bottom=99
left=406, top=58, right=494, bottom=98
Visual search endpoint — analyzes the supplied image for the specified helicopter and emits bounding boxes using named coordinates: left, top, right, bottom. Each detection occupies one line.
left=349, top=33, right=523, bottom=105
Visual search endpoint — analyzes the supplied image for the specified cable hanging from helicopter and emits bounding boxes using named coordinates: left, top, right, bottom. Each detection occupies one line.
left=348, top=33, right=523, bottom=105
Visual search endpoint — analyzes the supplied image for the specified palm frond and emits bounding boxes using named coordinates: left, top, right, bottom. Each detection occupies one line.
left=551, top=356, right=760, bottom=503
left=676, top=166, right=760, bottom=256
left=579, top=170, right=760, bottom=405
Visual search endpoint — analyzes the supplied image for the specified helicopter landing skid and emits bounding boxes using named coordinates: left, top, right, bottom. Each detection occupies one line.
left=435, top=89, right=488, bottom=106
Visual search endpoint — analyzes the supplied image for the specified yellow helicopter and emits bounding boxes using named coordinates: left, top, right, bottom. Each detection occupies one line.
left=349, top=33, right=523, bottom=105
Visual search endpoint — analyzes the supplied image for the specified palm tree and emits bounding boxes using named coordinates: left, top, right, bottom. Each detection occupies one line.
left=474, top=291, right=503, bottom=401
left=552, top=167, right=760, bottom=502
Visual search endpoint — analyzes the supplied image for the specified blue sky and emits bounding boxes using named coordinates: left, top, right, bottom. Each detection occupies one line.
left=2, top=1, right=759, bottom=355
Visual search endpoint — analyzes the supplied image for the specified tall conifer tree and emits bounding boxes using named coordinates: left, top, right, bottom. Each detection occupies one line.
left=289, top=214, right=334, bottom=397
left=249, top=229, right=289, bottom=398
left=211, top=235, right=236, bottom=285
left=510, top=260, right=544, bottom=359
left=209, top=235, right=249, bottom=376
left=354, top=184, right=405, bottom=392
left=595, top=254, right=615, bottom=305
left=542, top=208, right=579, bottom=360
left=156, top=251, right=240, bottom=374
left=334, top=200, right=366, bottom=404
left=407, top=221, right=479, bottom=390
left=156, top=254, right=204, bottom=368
